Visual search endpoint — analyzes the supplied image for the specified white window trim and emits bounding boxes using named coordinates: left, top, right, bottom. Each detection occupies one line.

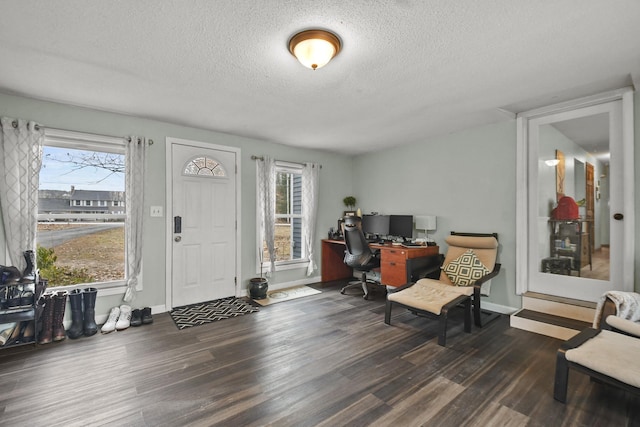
left=40, top=128, right=139, bottom=292
left=255, top=160, right=310, bottom=274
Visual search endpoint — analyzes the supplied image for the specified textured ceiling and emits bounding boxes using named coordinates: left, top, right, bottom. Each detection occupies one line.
left=0, top=0, right=638, bottom=155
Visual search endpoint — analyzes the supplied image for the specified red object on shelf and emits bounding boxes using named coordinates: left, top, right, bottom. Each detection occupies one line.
left=551, top=196, right=579, bottom=220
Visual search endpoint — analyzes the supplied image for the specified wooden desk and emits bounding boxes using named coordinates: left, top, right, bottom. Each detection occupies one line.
left=321, top=239, right=440, bottom=287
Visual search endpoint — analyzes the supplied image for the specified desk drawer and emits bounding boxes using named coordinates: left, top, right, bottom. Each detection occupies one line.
left=381, top=260, right=407, bottom=286
left=384, top=248, right=408, bottom=263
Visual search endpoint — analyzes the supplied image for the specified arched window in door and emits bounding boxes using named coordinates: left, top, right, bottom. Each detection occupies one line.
left=182, top=155, right=227, bottom=177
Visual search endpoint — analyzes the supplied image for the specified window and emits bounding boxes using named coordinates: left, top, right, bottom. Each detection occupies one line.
left=260, top=162, right=306, bottom=270
left=183, top=155, right=227, bottom=177
left=37, top=130, right=126, bottom=288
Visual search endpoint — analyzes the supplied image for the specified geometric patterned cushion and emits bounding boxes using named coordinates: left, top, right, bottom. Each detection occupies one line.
left=442, top=249, right=490, bottom=286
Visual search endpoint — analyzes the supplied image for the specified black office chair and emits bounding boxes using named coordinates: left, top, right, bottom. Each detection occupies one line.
left=341, top=216, right=381, bottom=300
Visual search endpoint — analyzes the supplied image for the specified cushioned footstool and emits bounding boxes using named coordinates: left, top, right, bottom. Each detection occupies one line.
left=385, top=279, right=471, bottom=346
left=554, top=316, right=640, bottom=402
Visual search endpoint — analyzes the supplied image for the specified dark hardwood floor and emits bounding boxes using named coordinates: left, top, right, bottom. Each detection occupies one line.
left=1, top=281, right=638, bottom=426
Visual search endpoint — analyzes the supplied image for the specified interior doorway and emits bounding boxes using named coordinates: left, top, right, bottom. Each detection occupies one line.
left=516, top=89, right=634, bottom=302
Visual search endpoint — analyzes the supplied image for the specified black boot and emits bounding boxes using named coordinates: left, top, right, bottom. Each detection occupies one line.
left=66, top=289, right=84, bottom=339
left=52, top=291, right=67, bottom=342
left=82, top=288, right=98, bottom=336
left=21, top=250, right=36, bottom=283
left=35, top=278, right=48, bottom=301
left=37, top=294, right=54, bottom=344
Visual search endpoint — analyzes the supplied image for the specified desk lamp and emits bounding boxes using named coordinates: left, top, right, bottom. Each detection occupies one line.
left=414, top=215, right=437, bottom=244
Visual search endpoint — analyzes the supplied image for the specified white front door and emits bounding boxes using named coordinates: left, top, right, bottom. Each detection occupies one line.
left=168, top=139, right=238, bottom=307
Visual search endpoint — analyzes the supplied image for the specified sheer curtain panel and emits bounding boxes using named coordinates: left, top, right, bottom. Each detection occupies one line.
left=302, top=162, right=320, bottom=276
left=256, top=156, right=276, bottom=274
left=0, top=117, right=43, bottom=270
left=123, top=136, right=148, bottom=303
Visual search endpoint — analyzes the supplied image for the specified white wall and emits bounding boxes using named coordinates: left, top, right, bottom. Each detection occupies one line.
left=352, top=121, right=519, bottom=310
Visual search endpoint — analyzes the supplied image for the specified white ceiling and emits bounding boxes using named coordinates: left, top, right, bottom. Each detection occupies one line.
left=0, top=1, right=638, bottom=155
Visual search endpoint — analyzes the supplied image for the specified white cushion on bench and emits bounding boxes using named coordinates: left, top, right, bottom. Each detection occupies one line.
left=565, top=329, right=640, bottom=388
left=606, top=315, right=640, bottom=338
left=387, top=279, right=472, bottom=315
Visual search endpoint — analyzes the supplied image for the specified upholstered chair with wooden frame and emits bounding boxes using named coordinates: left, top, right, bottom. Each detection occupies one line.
left=385, top=232, right=501, bottom=346
left=554, top=315, right=640, bottom=403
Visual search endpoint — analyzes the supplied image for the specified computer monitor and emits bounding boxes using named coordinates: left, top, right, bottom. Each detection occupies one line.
left=389, top=215, right=414, bottom=240
left=361, top=214, right=390, bottom=237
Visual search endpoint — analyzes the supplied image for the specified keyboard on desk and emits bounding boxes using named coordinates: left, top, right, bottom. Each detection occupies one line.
left=401, top=242, right=423, bottom=247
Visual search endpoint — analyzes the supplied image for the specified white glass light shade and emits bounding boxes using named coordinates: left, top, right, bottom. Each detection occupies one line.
left=545, top=159, right=560, bottom=166
left=289, top=30, right=341, bottom=70
left=415, top=215, right=437, bottom=231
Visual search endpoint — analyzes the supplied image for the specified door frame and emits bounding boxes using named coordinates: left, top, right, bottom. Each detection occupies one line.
left=515, top=87, right=634, bottom=298
left=165, top=137, right=242, bottom=310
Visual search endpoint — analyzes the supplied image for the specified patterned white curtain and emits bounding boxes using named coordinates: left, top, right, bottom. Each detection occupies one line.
left=0, top=117, right=44, bottom=270
left=302, top=162, right=320, bottom=276
left=123, top=136, right=148, bottom=303
left=256, top=156, right=276, bottom=274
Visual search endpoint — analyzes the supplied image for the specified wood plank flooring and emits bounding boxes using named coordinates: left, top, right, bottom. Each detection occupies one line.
left=1, top=281, right=638, bottom=426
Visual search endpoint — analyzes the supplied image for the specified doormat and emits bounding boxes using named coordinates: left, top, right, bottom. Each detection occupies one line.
left=253, top=285, right=321, bottom=306
left=170, top=297, right=259, bottom=330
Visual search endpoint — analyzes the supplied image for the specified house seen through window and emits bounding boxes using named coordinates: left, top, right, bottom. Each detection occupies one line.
left=262, top=165, right=304, bottom=265
left=37, top=138, right=126, bottom=288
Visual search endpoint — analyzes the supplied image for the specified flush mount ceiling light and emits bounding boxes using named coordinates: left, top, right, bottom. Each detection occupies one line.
left=288, top=29, right=341, bottom=70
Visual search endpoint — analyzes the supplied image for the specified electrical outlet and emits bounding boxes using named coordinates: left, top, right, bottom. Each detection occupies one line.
left=150, top=206, right=163, bottom=217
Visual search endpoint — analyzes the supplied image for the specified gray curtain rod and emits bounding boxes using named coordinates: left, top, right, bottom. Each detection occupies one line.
left=251, top=155, right=322, bottom=168
left=10, top=120, right=154, bottom=145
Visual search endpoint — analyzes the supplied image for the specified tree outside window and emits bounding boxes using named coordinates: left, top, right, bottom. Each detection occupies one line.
left=37, top=141, right=126, bottom=287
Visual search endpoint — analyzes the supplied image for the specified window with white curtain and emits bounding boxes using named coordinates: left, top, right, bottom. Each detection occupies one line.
left=258, top=162, right=308, bottom=271
left=37, top=130, right=127, bottom=288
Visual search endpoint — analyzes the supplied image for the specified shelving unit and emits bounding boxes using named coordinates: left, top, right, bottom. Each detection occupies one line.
left=0, top=281, right=38, bottom=348
left=546, top=219, right=592, bottom=276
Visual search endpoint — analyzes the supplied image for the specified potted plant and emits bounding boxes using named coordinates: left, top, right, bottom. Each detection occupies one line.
left=343, top=196, right=357, bottom=216
left=249, top=250, right=268, bottom=299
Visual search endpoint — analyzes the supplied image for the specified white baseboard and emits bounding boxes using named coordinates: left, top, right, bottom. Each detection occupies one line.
left=482, top=301, right=519, bottom=315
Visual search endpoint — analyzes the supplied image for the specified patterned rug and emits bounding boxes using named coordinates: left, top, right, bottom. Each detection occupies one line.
left=253, top=285, right=321, bottom=306
left=170, top=297, right=259, bottom=330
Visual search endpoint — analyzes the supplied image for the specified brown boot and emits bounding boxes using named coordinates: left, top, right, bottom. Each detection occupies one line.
left=52, top=291, right=67, bottom=342
left=37, top=294, right=54, bottom=344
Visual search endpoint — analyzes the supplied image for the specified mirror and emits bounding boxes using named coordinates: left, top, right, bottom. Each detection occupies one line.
left=537, top=113, right=610, bottom=281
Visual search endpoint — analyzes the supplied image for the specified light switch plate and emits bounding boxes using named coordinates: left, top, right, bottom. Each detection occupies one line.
left=150, top=206, right=163, bottom=217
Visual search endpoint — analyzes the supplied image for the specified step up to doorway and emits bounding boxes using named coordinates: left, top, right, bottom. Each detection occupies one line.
left=510, top=309, right=591, bottom=340
left=510, top=292, right=596, bottom=340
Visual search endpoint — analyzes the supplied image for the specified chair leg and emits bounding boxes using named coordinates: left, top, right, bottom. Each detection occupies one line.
left=463, top=298, right=471, bottom=333
left=473, top=297, right=500, bottom=327
left=384, top=300, right=392, bottom=325
left=554, top=349, right=570, bottom=403
left=361, top=272, right=370, bottom=300
left=438, top=307, right=449, bottom=346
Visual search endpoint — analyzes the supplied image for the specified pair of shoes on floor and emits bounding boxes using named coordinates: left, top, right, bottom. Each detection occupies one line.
left=101, top=305, right=132, bottom=334
left=130, top=307, right=153, bottom=327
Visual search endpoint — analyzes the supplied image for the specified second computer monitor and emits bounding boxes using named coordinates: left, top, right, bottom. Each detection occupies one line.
left=361, top=214, right=390, bottom=237
left=389, top=215, right=414, bottom=239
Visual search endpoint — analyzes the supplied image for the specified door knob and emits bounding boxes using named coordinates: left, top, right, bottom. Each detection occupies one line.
left=174, top=236, right=182, bottom=242
left=613, top=213, right=624, bottom=220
